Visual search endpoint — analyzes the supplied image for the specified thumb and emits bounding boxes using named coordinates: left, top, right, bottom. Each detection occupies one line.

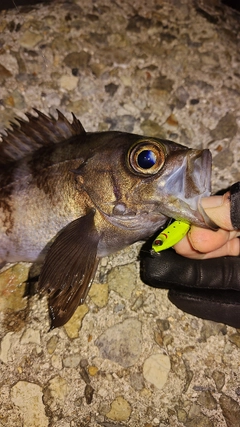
left=200, top=192, right=233, bottom=231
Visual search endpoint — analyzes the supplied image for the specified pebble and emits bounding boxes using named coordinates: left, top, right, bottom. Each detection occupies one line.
left=0, top=332, right=14, bottom=364
left=210, top=112, right=238, bottom=140
left=20, top=328, right=41, bottom=345
left=108, top=263, right=136, bottom=300
left=44, top=376, right=68, bottom=404
left=219, top=394, right=240, bottom=427
left=140, top=119, right=167, bottom=138
left=0, top=63, right=12, bottom=80
left=197, top=390, right=217, bottom=410
left=63, top=51, right=91, bottom=69
left=106, top=396, right=132, bottom=421
left=95, top=318, right=142, bottom=367
left=59, top=74, right=79, bottom=91
left=143, top=353, right=171, bottom=390
left=19, top=30, right=43, bottom=48
left=229, top=333, right=240, bottom=348
left=46, top=334, right=59, bottom=354
left=11, top=381, right=48, bottom=427
left=0, top=264, right=29, bottom=312
left=88, top=282, right=108, bottom=307
left=62, top=354, right=81, bottom=368
left=212, top=370, right=225, bottom=392
left=63, top=304, right=89, bottom=339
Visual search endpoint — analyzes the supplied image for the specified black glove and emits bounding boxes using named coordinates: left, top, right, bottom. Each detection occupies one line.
left=140, top=182, right=240, bottom=328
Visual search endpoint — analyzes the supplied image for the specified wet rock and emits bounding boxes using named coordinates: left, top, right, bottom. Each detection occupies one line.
left=88, top=282, right=108, bottom=308
left=108, top=264, right=136, bottom=300
left=143, top=353, right=171, bottom=390
left=95, top=318, right=142, bottom=367
left=11, top=381, right=48, bottom=427
left=106, top=396, right=132, bottom=421
left=219, top=394, right=240, bottom=427
left=210, top=112, right=238, bottom=140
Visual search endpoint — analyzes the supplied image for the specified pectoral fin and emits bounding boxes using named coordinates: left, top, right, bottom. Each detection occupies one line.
left=38, top=209, right=100, bottom=328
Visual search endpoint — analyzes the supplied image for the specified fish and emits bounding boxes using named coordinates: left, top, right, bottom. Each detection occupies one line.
left=0, top=110, right=217, bottom=328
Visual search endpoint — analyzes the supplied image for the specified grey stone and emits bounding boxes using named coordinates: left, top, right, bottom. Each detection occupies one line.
left=152, top=74, right=174, bottom=93
left=62, top=354, right=81, bottom=368
left=106, top=115, right=136, bottom=133
left=185, top=415, right=214, bottom=427
left=95, top=318, right=142, bottom=367
left=212, top=370, right=225, bottom=392
left=0, top=63, right=12, bottom=80
left=219, top=394, right=240, bottom=427
left=105, top=83, right=119, bottom=96
left=108, top=263, right=136, bottom=300
left=210, top=112, right=238, bottom=140
left=197, top=390, right=217, bottom=410
left=213, top=149, right=234, bottom=169
left=228, top=333, right=240, bottom=348
left=63, top=51, right=91, bottom=69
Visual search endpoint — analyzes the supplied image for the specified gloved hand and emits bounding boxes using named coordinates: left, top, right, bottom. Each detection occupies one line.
left=140, top=182, right=240, bottom=328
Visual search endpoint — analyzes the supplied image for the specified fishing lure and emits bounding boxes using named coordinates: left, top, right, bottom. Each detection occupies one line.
left=152, top=220, right=190, bottom=253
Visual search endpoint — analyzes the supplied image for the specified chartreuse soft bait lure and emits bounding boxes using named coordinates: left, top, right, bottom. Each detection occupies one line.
left=152, top=220, right=190, bottom=253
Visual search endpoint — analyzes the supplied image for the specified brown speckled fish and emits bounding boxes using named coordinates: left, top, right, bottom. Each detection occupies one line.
left=0, top=110, right=215, bottom=327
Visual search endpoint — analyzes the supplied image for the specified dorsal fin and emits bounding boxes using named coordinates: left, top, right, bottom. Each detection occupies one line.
left=0, top=109, right=86, bottom=165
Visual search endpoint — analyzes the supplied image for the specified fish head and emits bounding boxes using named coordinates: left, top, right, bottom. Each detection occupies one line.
left=75, top=132, right=216, bottom=246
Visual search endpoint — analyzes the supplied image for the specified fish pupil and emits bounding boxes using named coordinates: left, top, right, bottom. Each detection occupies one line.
left=137, top=150, right=156, bottom=169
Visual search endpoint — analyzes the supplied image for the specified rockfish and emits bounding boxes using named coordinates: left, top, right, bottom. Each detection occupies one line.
left=0, top=110, right=215, bottom=327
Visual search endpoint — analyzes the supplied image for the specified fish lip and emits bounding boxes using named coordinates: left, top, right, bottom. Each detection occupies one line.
left=154, top=148, right=217, bottom=228
left=194, top=148, right=212, bottom=195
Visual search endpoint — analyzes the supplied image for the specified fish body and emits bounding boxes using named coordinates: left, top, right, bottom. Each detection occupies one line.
left=0, top=111, right=215, bottom=327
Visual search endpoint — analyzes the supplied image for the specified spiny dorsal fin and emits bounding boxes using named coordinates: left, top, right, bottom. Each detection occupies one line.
left=0, top=109, right=86, bottom=165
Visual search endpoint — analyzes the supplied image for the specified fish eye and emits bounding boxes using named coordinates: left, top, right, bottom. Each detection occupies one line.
left=128, top=140, right=166, bottom=175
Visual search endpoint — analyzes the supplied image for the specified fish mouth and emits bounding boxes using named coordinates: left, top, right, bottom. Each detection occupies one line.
left=158, top=148, right=218, bottom=229
left=190, top=149, right=212, bottom=196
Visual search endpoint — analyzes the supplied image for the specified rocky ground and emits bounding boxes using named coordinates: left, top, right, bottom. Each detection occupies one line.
left=0, top=0, right=240, bottom=426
